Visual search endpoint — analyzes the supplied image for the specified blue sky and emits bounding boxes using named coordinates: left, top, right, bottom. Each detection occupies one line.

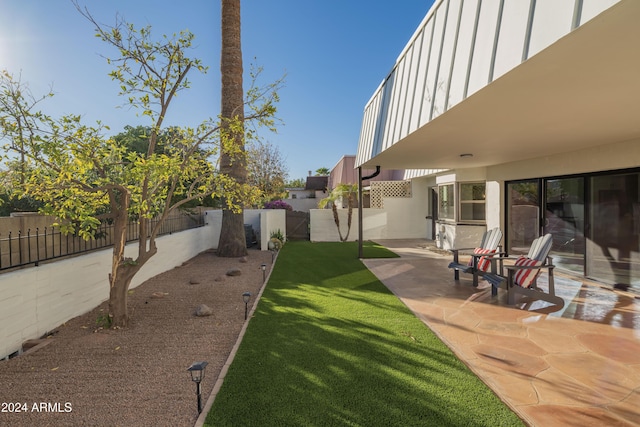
left=1, top=1, right=434, bottom=181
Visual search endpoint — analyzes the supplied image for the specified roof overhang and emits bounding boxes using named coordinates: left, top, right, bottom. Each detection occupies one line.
left=360, top=0, right=640, bottom=170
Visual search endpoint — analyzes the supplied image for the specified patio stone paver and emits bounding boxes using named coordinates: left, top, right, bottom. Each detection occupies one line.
left=526, top=327, right=587, bottom=353
left=576, top=333, right=640, bottom=363
left=518, top=405, right=638, bottom=427
left=534, top=367, right=611, bottom=406
left=472, top=343, right=549, bottom=377
left=362, top=239, right=640, bottom=427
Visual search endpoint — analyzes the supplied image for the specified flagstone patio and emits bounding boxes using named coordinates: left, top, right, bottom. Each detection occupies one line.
left=363, top=239, right=640, bottom=427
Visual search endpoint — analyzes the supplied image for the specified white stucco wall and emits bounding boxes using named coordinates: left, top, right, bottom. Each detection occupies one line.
left=205, top=209, right=286, bottom=250
left=435, top=222, right=486, bottom=251
left=310, top=209, right=383, bottom=242
left=0, top=224, right=216, bottom=359
left=260, top=209, right=286, bottom=249
left=485, top=137, right=640, bottom=234
left=486, top=137, right=640, bottom=182
left=205, top=210, right=222, bottom=249
left=311, top=178, right=430, bottom=242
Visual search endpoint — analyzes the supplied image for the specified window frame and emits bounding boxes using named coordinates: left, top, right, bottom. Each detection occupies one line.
left=458, top=181, right=486, bottom=224
left=437, top=183, right=456, bottom=222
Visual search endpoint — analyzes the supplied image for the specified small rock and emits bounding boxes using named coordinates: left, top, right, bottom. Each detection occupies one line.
left=195, top=304, right=213, bottom=317
left=226, top=268, right=242, bottom=277
left=189, top=279, right=200, bottom=285
left=214, top=275, right=226, bottom=282
left=239, top=256, right=248, bottom=263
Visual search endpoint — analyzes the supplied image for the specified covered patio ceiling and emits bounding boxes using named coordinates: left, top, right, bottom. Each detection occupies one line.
left=360, top=0, right=640, bottom=171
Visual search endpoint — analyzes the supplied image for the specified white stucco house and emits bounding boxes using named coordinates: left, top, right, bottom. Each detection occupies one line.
left=284, top=175, right=329, bottom=212
left=355, top=0, right=640, bottom=292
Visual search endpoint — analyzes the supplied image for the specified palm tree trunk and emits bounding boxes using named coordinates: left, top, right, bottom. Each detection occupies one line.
left=218, top=0, right=248, bottom=257
left=344, top=192, right=355, bottom=242
left=332, top=204, right=345, bottom=242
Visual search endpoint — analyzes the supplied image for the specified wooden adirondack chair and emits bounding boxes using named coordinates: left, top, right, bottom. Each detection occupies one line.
left=484, top=234, right=564, bottom=307
left=448, top=228, right=503, bottom=287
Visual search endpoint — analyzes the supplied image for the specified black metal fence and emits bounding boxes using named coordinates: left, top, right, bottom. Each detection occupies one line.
left=0, top=213, right=204, bottom=271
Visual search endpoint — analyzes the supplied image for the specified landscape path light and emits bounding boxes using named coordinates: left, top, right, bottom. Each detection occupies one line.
left=261, top=263, right=267, bottom=282
left=243, top=291, right=251, bottom=320
left=187, top=361, right=208, bottom=414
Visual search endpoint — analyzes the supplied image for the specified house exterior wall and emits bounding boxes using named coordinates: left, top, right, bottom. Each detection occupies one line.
left=356, top=0, right=619, bottom=167
left=483, top=137, right=640, bottom=234
left=427, top=137, right=640, bottom=249
left=354, top=0, right=639, bottom=290
left=286, top=189, right=312, bottom=199
left=485, top=138, right=640, bottom=183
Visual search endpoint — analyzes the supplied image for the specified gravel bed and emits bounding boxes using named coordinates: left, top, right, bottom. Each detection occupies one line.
left=0, top=248, right=272, bottom=427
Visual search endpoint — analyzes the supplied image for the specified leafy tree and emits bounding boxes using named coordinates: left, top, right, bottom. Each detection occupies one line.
left=285, top=177, right=305, bottom=188
left=317, top=184, right=358, bottom=242
left=0, top=6, right=278, bottom=326
left=0, top=161, right=44, bottom=215
left=112, top=125, right=166, bottom=155
left=315, top=167, right=330, bottom=176
left=113, top=125, right=218, bottom=208
left=247, top=139, right=289, bottom=206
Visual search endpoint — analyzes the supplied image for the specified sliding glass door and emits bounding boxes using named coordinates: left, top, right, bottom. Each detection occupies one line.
left=544, top=177, right=585, bottom=274
left=507, top=177, right=586, bottom=272
left=587, top=172, right=640, bottom=290
left=507, top=170, right=640, bottom=293
left=506, top=180, right=540, bottom=255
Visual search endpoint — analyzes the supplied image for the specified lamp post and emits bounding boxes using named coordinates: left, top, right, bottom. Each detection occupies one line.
left=242, top=291, right=251, bottom=320
left=261, top=263, right=267, bottom=282
left=187, top=361, right=208, bottom=414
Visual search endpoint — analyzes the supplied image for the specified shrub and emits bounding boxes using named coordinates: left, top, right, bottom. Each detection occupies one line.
left=264, top=200, right=293, bottom=211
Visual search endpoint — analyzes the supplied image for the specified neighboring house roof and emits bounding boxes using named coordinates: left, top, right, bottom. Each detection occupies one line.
left=305, top=176, right=328, bottom=191
left=328, top=155, right=403, bottom=189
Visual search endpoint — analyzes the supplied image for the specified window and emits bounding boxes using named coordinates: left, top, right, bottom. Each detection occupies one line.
left=459, top=182, right=486, bottom=223
left=437, top=182, right=486, bottom=223
left=438, top=184, right=455, bottom=221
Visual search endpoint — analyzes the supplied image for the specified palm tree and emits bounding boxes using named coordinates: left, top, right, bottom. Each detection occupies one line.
left=218, top=0, right=248, bottom=257
left=318, top=184, right=358, bottom=242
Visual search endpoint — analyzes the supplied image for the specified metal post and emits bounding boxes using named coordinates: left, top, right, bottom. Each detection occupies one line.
left=358, top=167, right=363, bottom=258
left=196, top=381, right=202, bottom=414
left=358, top=166, right=381, bottom=258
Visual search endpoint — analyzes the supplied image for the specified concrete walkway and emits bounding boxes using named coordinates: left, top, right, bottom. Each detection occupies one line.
left=363, top=239, right=640, bottom=427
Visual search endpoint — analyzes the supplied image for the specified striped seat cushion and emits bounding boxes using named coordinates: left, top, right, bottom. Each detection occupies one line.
left=513, top=256, right=543, bottom=288
left=467, top=248, right=496, bottom=272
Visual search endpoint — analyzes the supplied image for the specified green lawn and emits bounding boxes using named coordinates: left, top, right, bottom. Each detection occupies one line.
left=205, top=241, right=523, bottom=426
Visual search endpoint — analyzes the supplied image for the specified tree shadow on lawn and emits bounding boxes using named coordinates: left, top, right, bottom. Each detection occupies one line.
left=208, top=242, right=523, bottom=426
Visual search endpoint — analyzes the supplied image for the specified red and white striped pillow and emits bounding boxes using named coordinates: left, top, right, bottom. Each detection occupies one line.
left=513, top=256, right=543, bottom=288
left=467, top=248, right=496, bottom=272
